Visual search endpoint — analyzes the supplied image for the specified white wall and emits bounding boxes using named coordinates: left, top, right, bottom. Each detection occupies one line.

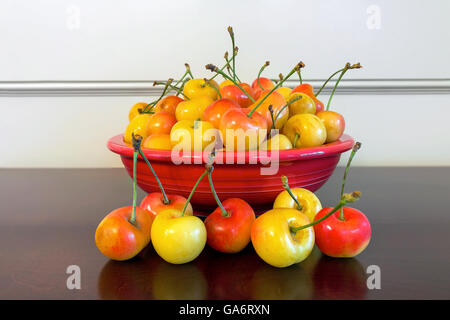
left=1, top=0, right=449, bottom=167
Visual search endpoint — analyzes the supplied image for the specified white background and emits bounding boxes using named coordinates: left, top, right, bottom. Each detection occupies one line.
left=1, top=0, right=449, bottom=167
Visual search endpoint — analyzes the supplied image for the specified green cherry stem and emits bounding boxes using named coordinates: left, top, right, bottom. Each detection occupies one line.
left=135, top=140, right=170, bottom=205
left=227, top=26, right=237, bottom=81
left=257, top=61, right=270, bottom=90
left=338, top=141, right=361, bottom=220
left=293, top=134, right=300, bottom=147
left=290, top=191, right=361, bottom=233
left=315, top=67, right=346, bottom=97
left=247, top=62, right=303, bottom=118
left=281, top=176, right=303, bottom=210
left=181, top=151, right=216, bottom=216
left=130, top=134, right=143, bottom=225
left=152, top=81, right=190, bottom=100
left=205, top=64, right=255, bottom=103
left=142, top=78, right=174, bottom=113
left=202, top=78, right=222, bottom=99
left=270, top=95, right=302, bottom=131
left=208, top=167, right=229, bottom=217
left=326, top=62, right=362, bottom=110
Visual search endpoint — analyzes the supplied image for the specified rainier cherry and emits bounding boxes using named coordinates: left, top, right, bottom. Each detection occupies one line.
left=313, top=142, right=371, bottom=257
left=204, top=155, right=255, bottom=253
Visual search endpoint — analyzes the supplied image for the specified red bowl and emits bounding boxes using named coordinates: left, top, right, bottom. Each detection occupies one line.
left=107, top=134, right=354, bottom=214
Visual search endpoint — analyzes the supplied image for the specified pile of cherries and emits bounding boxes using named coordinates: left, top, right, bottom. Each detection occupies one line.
left=95, top=27, right=371, bottom=268
left=124, top=27, right=361, bottom=152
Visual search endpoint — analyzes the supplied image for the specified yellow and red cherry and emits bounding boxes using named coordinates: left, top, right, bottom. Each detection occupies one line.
left=288, top=92, right=316, bottom=115
left=151, top=163, right=212, bottom=264
left=316, top=110, right=345, bottom=143
left=313, top=142, right=371, bottom=257
left=219, top=83, right=255, bottom=108
left=147, top=111, right=177, bottom=135
left=273, top=176, right=322, bottom=223
left=251, top=77, right=274, bottom=100
left=170, top=119, right=218, bottom=151
left=282, top=114, right=327, bottom=148
left=142, top=133, right=172, bottom=150
left=261, top=133, right=293, bottom=151
left=291, top=83, right=324, bottom=113
left=153, top=95, right=184, bottom=116
left=202, top=98, right=240, bottom=129
left=175, top=96, right=214, bottom=121
left=183, top=78, right=219, bottom=100
left=219, top=108, right=268, bottom=151
left=276, top=87, right=292, bottom=100
left=135, top=135, right=193, bottom=219
left=219, top=80, right=235, bottom=89
left=140, top=193, right=193, bottom=220
left=124, top=113, right=152, bottom=144
left=204, top=161, right=255, bottom=253
left=248, top=90, right=288, bottom=129
left=95, top=135, right=154, bottom=261
left=128, top=102, right=147, bottom=122
left=251, top=208, right=315, bottom=268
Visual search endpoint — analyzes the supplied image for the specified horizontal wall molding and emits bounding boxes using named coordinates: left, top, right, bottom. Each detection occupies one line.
left=1, top=79, right=450, bottom=97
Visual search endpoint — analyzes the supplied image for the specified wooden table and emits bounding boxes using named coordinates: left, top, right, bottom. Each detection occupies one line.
left=0, top=167, right=449, bottom=299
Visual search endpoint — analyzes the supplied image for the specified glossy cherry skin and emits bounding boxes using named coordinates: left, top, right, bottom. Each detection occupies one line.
left=204, top=198, right=255, bottom=253
left=147, top=111, right=177, bottom=135
left=248, top=90, right=288, bottom=129
left=313, top=206, right=371, bottom=258
left=292, top=83, right=324, bottom=113
left=95, top=206, right=154, bottom=261
left=219, top=83, right=254, bottom=108
left=219, top=107, right=269, bottom=151
left=202, top=98, right=240, bottom=128
left=251, top=77, right=275, bottom=100
left=316, top=110, right=345, bottom=143
left=140, top=192, right=193, bottom=219
left=128, top=102, right=148, bottom=122
left=153, top=95, right=184, bottom=116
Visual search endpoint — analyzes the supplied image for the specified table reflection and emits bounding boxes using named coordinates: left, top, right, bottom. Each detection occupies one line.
left=97, top=245, right=367, bottom=300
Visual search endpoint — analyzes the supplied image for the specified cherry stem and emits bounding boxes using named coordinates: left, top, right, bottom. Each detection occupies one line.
left=227, top=26, right=237, bottom=81
left=181, top=151, right=216, bottom=216
left=202, top=78, right=222, bottom=99
left=208, top=166, right=229, bottom=217
left=208, top=50, right=238, bottom=83
left=326, top=63, right=362, bottom=110
left=152, top=81, right=190, bottom=100
left=257, top=61, right=270, bottom=90
left=270, top=95, right=302, bottom=131
left=290, top=191, right=361, bottom=233
left=281, top=176, right=303, bottom=211
left=293, top=133, right=300, bottom=147
left=205, top=64, right=255, bottom=103
left=185, top=63, right=194, bottom=79
left=136, top=146, right=170, bottom=205
left=130, top=134, right=143, bottom=226
left=268, top=105, right=276, bottom=132
left=315, top=67, right=345, bottom=97
left=142, top=79, right=173, bottom=113
left=338, top=142, right=361, bottom=220
left=296, top=61, right=305, bottom=85
left=247, top=62, right=302, bottom=118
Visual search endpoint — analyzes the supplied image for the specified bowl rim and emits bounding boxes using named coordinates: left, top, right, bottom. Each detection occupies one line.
left=107, top=134, right=355, bottom=163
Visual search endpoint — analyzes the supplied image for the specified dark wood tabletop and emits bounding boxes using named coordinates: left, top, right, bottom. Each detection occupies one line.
left=0, top=167, right=449, bottom=300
